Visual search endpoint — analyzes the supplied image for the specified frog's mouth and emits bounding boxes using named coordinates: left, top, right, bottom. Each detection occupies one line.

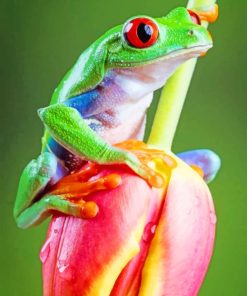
left=113, top=44, right=213, bottom=68
left=111, top=44, right=213, bottom=97
left=152, top=44, right=213, bottom=63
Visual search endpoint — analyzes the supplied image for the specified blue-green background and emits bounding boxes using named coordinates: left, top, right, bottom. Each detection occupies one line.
left=0, top=0, right=246, bottom=295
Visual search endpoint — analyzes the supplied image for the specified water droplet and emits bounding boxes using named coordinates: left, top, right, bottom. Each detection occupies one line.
left=57, top=259, right=69, bottom=273
left=209, top=211, right=217, bottom=224
left=40, top=238, right=51, bottom=263
left=151, top=224, right=156, bottom=234
left=57, top=259, right=74, bottom=281
left=194, top=196, right=200, bottom=206
left=142, top=222, right=156, bottom=243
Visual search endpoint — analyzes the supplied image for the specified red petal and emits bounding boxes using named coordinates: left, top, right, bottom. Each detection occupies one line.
left=42, top=166, right=158, bottom=296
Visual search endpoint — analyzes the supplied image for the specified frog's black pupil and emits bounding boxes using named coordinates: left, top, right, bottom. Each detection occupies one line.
left=137, top=23, right=152, bottom=43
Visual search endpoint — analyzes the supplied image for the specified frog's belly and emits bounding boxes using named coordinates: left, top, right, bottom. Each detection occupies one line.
left=90, top=93, right=152, bottom=144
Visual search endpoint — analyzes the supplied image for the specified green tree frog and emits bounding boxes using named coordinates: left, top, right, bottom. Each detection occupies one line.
left=14, top=7, right=220, bottom=229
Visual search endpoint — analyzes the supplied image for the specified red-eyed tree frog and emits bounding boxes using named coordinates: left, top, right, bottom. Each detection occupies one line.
left=14, top=7, right=220, bottom=228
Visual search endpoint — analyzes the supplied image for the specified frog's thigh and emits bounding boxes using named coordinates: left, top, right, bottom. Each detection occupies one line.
left=14, top=152, right=59, bottom=220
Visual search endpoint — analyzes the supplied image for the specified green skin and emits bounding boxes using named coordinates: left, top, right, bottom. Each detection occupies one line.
left=14, top=7, right=213, bottom=228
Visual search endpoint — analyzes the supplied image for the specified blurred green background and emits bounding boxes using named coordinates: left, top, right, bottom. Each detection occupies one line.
left=0, top=0, right=246, bottom=295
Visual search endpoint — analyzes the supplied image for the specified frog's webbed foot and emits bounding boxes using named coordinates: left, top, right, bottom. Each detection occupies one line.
left=47, top=162, right=121, bottom=215
left=191, top=4, right=219, bottom=24
left=177, top=149, right=221, bottom=183
left=115, top=139, right=176, bottom=188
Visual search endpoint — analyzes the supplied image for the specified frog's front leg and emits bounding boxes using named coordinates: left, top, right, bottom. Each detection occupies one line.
left=39, top=104, right=164, bottom=187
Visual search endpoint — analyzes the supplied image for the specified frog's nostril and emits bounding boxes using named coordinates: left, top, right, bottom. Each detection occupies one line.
left=188, top=29, right=194, bottom=36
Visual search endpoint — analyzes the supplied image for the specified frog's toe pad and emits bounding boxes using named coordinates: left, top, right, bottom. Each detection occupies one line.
left=116, top=139, right=176, bottom=188
left=78, top=200, right=99, bottom=219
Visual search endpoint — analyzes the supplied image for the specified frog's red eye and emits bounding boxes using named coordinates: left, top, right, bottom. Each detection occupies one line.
left=187, top=9, right=201, bottom=25
left=123, top=17, right=159, bottom=48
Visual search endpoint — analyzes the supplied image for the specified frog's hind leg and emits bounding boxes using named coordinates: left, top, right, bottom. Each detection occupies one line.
left=14, top=152, right=64, bottom=228
left=15, top=194, right=95, bottom=229
left=14, top=155, right=120, bottom=228
left=177, top=149, right=221, bottom=183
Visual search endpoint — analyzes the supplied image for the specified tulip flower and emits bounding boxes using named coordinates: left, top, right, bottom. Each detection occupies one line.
left=40, top=0, right=219, bottom=295
left=41, top=149, right=219, bottom=296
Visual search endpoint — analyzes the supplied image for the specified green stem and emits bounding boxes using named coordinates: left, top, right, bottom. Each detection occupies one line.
left=148, top=0, right=216, bottom=150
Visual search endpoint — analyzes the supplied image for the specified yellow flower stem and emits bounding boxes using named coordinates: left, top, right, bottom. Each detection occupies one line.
left=148, top=0, right=217, bottom=150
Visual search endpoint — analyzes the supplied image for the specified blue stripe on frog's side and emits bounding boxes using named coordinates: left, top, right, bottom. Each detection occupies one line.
left=62, top=73, right=116, bottom=118
left=63, top=89, right=99, bottom=117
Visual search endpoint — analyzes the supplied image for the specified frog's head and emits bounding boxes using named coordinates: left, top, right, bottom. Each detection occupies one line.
left=106, top=7, right=213, bottom=67
left=55, top=7, right=214, bottom=102
left=81, top=7, right=211, bottom=98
